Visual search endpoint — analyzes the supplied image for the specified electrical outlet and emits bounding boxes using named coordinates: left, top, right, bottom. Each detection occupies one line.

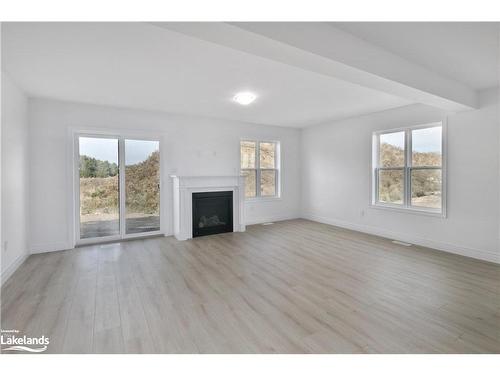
left=3, top=241, right=8, bottom=252
left=360, top=209, right=365, bottom=217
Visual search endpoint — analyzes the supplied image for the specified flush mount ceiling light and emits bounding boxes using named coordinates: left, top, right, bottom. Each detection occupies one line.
left=233, top=91, right=257, bottom=105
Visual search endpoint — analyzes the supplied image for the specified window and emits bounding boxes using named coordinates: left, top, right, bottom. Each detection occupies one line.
left=372, top=123, right=445, bottom=214
left=240, top=140, right=280, bottom=199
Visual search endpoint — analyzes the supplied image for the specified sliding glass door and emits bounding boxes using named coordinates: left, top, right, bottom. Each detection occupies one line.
left=77, top=135, right=161, bottom=243
left=124, top=140, right=160, bottom=234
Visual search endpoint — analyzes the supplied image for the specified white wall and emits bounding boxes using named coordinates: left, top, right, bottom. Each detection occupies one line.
left=28, top=98, right=301, bottom=253
left=301, top=88, right=499, bottom=263
left=1, top=73, right=29, bottom=282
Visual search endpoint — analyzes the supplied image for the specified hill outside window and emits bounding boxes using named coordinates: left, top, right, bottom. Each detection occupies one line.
left=372, top=123, right=445, bottom=216
left=240, top=140, right=280, bottom=199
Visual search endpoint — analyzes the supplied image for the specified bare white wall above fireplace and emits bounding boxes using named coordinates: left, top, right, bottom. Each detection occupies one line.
left=171, top=175, right=245, bottom=240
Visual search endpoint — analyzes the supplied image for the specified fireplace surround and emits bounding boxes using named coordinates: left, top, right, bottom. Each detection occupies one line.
left=171, top=175, right=245, bottom=240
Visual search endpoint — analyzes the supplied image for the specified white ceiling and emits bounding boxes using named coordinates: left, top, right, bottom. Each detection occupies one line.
left=332, top=22, right=499, bottom=90
left=1, top=22, right=411, bottom=128
left=3, top=22, right=497, bottom=128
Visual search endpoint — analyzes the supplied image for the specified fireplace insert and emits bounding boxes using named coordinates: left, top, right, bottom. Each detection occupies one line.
left=192, top=191, right=233, bottom=237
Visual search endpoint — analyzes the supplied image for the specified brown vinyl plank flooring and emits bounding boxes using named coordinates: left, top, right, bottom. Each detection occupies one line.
left=1, top=219, right=499, bottom=353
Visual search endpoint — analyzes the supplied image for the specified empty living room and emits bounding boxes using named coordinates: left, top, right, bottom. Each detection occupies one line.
left=0, top=1, right=499, bottom=372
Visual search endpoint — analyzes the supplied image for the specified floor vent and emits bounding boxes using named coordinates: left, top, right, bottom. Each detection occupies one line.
left=261, top=222, right=275, bottom=226
left=392, top=240, right=412, bottom=247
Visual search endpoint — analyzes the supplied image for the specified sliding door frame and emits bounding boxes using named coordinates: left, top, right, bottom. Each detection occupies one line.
left=72, top=130, right=164, bottom=246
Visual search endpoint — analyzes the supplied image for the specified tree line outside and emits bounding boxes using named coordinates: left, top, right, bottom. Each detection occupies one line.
left=80, top=155, right=119, bottom=178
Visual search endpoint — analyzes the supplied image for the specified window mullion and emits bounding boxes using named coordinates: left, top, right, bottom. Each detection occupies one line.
left=405, top=128, right=411, bottom=208
left=256, top=141, right=260, bottom=197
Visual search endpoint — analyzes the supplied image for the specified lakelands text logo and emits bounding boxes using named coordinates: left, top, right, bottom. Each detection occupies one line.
left=1, top=329, right=49, bottom=353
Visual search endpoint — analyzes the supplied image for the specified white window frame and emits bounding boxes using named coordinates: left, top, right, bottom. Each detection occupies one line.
left=240, top=140, right=281, bottom=200
left=371, top=121, right=447, bottom=217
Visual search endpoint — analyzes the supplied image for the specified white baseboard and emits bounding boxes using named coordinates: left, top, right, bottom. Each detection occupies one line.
left=245, top=214, right=300, bottom=226
left=302, top=212, right=500, bottom=264
left=1, top=252, right=29, bottom=286
left=30, top=241, right=74, bottom=254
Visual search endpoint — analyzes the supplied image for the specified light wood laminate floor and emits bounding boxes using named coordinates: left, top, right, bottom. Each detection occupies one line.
left=1, top=219, right=499, bottom=353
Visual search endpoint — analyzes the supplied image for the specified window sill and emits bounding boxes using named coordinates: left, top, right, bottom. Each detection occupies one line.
left=245, top=196, right=282, bottom=203
left=369, top=203, right=446, bottom=218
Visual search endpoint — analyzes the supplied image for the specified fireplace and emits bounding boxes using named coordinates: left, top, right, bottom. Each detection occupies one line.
left=171, top=175, right=245, bottom=240
left=192, top=191, right=233, bottom=237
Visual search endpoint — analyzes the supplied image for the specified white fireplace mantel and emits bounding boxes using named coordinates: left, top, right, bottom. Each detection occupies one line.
left=171, top=175, right=246, bottom=240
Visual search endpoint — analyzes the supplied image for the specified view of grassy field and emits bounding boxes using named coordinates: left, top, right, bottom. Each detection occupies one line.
left=379, top=142, right=442, bottom=208
left=79, top=175, right=119, bottom=220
